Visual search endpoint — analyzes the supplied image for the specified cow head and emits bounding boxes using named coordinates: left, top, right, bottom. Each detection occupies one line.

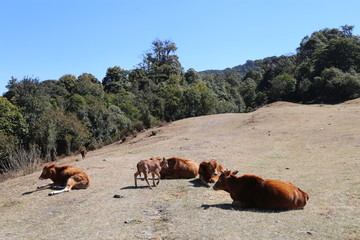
left=199, top=160, right=219, bottom=184
left=213, top=170, right=238, bottom=191
left=39, top=164, right=56, bottom=180
left=159, top=157, right=169, bottom=169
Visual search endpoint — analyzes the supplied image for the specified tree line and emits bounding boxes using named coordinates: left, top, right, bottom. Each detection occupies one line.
left=1, top=25, right=360, bottom=173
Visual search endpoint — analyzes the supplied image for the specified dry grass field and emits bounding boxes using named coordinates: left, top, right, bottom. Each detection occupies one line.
left=1, top=100, right=360, bottom=240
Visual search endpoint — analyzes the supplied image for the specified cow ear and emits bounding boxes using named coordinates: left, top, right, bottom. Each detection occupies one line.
left=231, top=170, right=239, bottom=176
left=223, top=170, right=231, bottom=178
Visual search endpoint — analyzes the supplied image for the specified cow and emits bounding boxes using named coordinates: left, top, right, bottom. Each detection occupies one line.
left=80, top=149, right=87, bottom=159
left=213, top=170, right=309, bottom=210
left=134, top=157, right=168, bottom=189
left=39, top=164, right=90, bottom=196
left=198, top=160, right=225, bottom=184
left=160, top=157, right=199, bottom=179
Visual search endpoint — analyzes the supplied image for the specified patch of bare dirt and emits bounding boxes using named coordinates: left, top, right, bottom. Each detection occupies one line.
left=1, top=100, right=360, bottom=239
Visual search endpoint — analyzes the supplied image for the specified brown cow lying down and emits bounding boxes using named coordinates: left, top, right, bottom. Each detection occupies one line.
left=213, top=170, right=309, bottom=210
left=160, top=157, right=199, bottom=179
left=39, top=164, right=90, bottom=196
left=199, top=160, right=225, bottom=184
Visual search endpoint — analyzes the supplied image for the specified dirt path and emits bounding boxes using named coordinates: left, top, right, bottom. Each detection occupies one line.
left=1, top=101, right=360, bottom=239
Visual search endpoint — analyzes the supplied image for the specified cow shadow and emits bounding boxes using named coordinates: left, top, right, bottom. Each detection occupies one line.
left=21, top=184, right=53, bottom=195
left=201, top=203, right=289, bottom=213
left=188, top=179, right=211, bottom=188
left=22, top=184, right=87, bottom=195
left=120, top=185, right=149, bottom=190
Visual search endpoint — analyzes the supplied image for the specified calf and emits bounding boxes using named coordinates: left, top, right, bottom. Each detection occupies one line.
left=160, top=157, right=199, bottom=179
left=134, top=157, right=168, bottom=189
left=80, top=149, right=87, bottom=159
left=213, top=170, right=309, bottom=210
left=39, top=164, right=90, bottom=196
left=198, top=160, right=225, bottom=184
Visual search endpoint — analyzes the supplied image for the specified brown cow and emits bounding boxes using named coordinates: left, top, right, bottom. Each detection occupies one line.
left=198, top=160, right=225, bottom=184
left=213, top=170, right=309, bottom=210
left=39, top=164, right=90, bottom=196
left=80, top=149, right=87, bottom=159
left=160, top=157, right=199, bottom=179
left=134, top=157, right=168, bottom=189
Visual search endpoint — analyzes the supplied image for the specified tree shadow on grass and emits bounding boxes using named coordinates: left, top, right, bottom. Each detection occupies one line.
left=201, top=203, right=289, bottom=213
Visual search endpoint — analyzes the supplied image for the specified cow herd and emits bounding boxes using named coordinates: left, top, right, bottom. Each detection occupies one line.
left=38, top=156, right=309, bottom=210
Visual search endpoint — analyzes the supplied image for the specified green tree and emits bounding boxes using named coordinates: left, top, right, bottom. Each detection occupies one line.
left=239, top=78, right=257, bottom=108
left=0, top=97, right=28, bottom=138
left=268, top=74, right=296, bottom=101
left=185, top=68, right=202, bottom=85
left=4, top=77, right=52, bottom=142
left=320, top=68, right=360, bottom=101
left=58, top=74, right=77, bottom=93
left=33, top=111, right=90, bottom=159
left=158, top=84, right=183, bottom=121
left=75, top=73, right=104, bottom=96
left=102, top=66, right=130, bottom=93
left=314, top=38, right=360, bottom=74
left=180, top=83, right=217, bottom=118
left=0, top=132, right=20, bottom=173
left=141, top=39, right=183, bottom=83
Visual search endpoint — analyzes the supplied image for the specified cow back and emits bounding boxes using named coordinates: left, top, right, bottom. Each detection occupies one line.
left=160, top=157, right=199, bottom=179
left=219, top=173, right=309, bottom=210
left=55, top=165, right=89, bottom=187
left=258, top=179, right=309, bottom=209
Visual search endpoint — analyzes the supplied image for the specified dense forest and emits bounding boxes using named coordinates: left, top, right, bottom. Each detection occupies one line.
left=1, top=25, right=360, bottom=173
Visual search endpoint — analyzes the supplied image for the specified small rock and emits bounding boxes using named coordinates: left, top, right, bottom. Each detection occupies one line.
left=113, top=194, right=124, bottom=199
left=124, top=219, right=140, bottom=224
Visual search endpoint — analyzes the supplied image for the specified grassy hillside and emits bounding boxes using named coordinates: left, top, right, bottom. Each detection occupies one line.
left=1, top=100, right=359, bottom=239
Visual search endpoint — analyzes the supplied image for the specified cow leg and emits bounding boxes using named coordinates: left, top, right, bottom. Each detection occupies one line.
left=151, top=173, right=156, bottom=187
left=49, top=178, right=74, bottom=196
left=134, top=171, right=140, bottom=187
left=143, top=172, right=152, bottom=189
left=155, top=172, right=161, bottom=186
left=37, top=183, right=53, bottom=189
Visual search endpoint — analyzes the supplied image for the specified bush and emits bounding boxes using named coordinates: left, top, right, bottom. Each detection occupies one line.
left=321, top=68, right=360, bottom=101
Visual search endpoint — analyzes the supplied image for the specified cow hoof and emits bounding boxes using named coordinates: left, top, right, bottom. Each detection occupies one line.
left=48, top=192, right=54, bottom=196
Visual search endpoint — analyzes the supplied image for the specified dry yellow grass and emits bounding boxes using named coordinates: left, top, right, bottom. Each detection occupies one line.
left=1, top=101, right=360, bottom=239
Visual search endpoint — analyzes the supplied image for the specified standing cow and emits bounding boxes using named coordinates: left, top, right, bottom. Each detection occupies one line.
left=134, top=157, right=168, bottom=189
left=213, top=170, right=309, bottom=210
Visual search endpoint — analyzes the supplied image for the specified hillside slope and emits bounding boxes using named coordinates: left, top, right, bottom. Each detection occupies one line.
left=1, top=101, right=360, bottom=239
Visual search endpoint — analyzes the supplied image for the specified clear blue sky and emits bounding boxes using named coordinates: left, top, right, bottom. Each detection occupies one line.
left=1, top=0, right=359, bottom=95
